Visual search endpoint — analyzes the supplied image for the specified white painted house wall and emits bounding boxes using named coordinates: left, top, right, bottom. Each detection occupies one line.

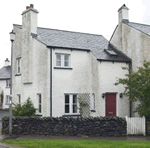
left=0, top=79, right=10, bottom=109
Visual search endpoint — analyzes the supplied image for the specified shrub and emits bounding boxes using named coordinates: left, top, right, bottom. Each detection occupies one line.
left=12, top=97, right=36, bottom=116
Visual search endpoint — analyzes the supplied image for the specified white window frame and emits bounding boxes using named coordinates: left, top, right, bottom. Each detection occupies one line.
left=17, top=58, right=21, bottom=74
left=5, top=95, right=10, bottom=105
left=91, top=93, right=95, bottom=110
left=56, top=54, right=70, bottom=67
left=17, top=94, right=21, bottom=104
left=6, top=79, right=10, bottom=88
left=37, top=93, right=42, bottom=114
left=64, top=94, right=79, bottom=115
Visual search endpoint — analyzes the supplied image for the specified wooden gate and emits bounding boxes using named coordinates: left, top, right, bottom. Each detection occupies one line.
left=125, top=116, right=145, bottom=135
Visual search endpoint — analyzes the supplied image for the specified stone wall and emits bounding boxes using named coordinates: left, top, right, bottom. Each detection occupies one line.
left=146, top=118, right=150, bottom=136
left=2, top=116, right=126, bottom=137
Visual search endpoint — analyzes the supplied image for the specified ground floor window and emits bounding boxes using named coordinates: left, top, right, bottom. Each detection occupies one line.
left=17, top=94, right=21, bottom=104
left=37, top=94, right=42, bottom=113
left=65, top=94, right=78, bottom=114
left=5, top=95, right=10, bottom=105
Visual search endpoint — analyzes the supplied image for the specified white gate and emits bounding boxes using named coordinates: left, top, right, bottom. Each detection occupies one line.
left=125, top=116, right=145, bottom=136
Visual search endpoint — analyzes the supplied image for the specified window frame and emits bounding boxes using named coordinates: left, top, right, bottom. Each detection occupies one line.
left=91, top=93, right=96, bottom=112
left=5, top=95, right=10, bottom=105
left=6, top=79, right=10, bottom=88
left=17, top=94, right=21, bottom=104
left=37, top=93, right=42, bottom=114
left=55, top=53, right=71, bottom=68
left=16, top=58, right=21, bottom=74
left=64, top=94, right=79, bottom=115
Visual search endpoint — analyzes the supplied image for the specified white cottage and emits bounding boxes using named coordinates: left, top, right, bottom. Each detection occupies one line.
left=12, top=4, right=131, bottom=117
left=110, top=4, right=150, bottom=117
left=0, top=58, right=11, bottom=109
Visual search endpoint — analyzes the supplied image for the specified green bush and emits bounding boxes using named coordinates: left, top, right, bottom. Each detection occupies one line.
left=12, top=97, right=36, bottom=116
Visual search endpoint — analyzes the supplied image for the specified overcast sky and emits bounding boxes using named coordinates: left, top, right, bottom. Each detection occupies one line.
left=0, top=0, right=149, bottom=68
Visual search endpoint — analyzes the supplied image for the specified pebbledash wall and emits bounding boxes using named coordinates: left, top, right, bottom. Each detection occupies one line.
left=2, top=117, right=127, bottom=136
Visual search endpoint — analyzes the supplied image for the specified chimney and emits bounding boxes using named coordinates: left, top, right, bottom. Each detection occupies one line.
left=4, top=58, right=10, bottom=67
left=22, top=4, right=39, bottom=34
left=118, top=4, right=129, bottom=24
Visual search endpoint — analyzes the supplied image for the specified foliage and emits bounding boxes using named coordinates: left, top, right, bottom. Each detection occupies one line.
left=115, top=60, right=150, bottom=117
left=0, top=90, right=4, bottom=107
left=12, top=97, right=36, bottom=116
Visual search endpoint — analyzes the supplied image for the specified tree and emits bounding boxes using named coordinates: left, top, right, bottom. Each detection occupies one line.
left=115, top=60, right=150, bottom=117
left=0, top=90, right=4, bottom=108
left=12, top=97, right=37, bottom=116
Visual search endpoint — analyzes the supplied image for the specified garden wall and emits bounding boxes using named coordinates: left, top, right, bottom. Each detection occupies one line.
left=146, top=118, right=150, bottom=136
left=2, top=116, right=126, bottom=137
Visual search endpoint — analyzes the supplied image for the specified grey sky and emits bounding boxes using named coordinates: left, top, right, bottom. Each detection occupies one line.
left=0, top=0, right=149, bottom=68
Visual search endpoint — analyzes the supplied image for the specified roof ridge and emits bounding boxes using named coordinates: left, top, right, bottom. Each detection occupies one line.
left=13, top=24, right=102, bottom=37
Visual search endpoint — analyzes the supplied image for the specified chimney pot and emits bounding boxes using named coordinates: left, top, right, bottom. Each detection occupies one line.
left=26, top=6, right=30, bottom=9
left=30, top=4, right=34, bottom=8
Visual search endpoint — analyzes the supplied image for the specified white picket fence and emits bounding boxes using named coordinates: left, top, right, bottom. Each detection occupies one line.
left=125, top=116, right=146, bottom=136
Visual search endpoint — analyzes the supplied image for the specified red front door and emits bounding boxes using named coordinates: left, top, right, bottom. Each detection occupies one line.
left=105, top=93, right=116, bottom=117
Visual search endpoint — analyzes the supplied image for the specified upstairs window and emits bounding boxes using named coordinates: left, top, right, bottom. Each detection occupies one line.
left=17, top=58, right=21, bottom=74
left=5, top=95, right=10, bottom=105
left=56, top=54, right=70, bottom=67
left=6, top=79, right=10, bottom=88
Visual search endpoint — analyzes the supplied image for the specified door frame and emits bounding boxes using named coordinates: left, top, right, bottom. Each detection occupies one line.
left=105, top=92, right=117, bottom=117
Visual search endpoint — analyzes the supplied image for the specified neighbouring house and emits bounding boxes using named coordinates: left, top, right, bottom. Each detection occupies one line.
left=110, top=4, right=150, bottom=117
left=0, top=58, right=11, bottom=109
left=11, top=4, right=131, bottom=117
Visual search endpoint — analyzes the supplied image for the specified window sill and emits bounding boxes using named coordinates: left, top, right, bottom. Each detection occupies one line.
left=5, top=87, right=10, bottom=88
left=35, top=113, right=42, bottom=117
left=15, top=73, right=21, bottom=76
left=54, top=67, right=73, bottom=70
left=62, top=114, right=80, bottom=117
left=91, top=110, right=96, bottom=112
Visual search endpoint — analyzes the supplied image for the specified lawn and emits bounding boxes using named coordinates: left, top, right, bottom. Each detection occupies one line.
left=1, top=140, right=150, bottom=148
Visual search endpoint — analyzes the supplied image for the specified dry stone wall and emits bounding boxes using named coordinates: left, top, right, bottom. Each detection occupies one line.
left=2, top=116, right=126, bottom=137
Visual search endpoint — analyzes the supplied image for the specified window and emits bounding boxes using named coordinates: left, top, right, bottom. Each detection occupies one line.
left=91, top=93, right=95, bottom=111
left=5, top=95, right=10, bottom=105
left=6, top=79, right=10, bottom=88
left=56, top=54, right=70, bottom=67
left=17, top=58, right=21, bottom=73
left=17, top=94, right=21, bottom=104
left=37, top=94, right=42, bottom=113
left=65, top=94, right=78, bottom=114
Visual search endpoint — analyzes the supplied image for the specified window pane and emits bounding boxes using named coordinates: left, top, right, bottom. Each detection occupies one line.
left=39, top=94, right=41, bottom=103
left=56, top=61, right=61, bottom=66
left=64, top=61, right=69, bottom=66
left=73, top=105, right=77, bottom=113
left=56, top=54, right=61, bottom=60
left=39, top=105, right=41, bottom=113
left=65, top=105, right=69, bottom=113
left=73, top=95, right=77, bottom=103
left=65, top=95, right=69, bottom=103
left=64, top=55, right=69, bottom=67
left=64, top=55, right=69, bottom=60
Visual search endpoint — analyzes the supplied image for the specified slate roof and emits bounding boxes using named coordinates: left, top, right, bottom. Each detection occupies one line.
left=14, top=24, right=131, bottom=62
left=124, top=22, right=150, bottom=36
left=0, top=66, right=11, bottom=80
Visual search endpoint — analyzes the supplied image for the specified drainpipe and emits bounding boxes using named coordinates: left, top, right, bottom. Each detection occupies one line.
left=49, top=47, right=52, bottom=117
left=129, top=61, right=132, bottom=117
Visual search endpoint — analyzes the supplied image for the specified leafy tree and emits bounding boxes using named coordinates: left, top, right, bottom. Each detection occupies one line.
left=12, top=97, right=37, bottom=116
left=0, top=90, right=4, bottom=107
left=115, top=60, right=150, bottom=117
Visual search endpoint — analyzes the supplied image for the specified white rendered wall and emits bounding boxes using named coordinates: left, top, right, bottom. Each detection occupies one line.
left=99, top=62, right=130, bottom=117
left=0, top=79, right=10, bottom=109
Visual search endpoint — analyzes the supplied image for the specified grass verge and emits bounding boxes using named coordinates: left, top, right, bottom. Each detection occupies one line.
left=1, top=140, right=150, bottom=148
